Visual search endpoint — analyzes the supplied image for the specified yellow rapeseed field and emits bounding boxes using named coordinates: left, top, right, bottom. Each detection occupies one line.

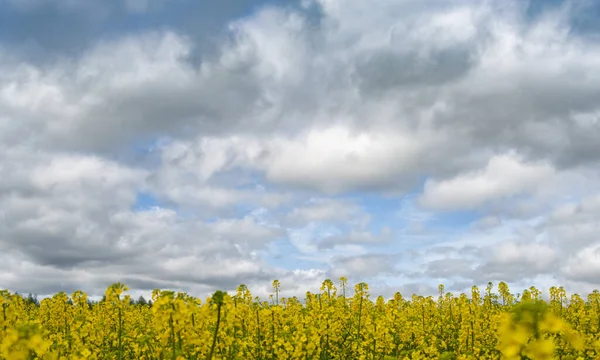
left=1, top=279, right=600, bottom=359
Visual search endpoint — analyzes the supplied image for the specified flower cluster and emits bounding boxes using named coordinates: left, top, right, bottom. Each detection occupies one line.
left=1, top=280, right=599, bottom=359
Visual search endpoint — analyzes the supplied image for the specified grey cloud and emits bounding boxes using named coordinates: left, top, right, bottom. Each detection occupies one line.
left=210, top=215, right=286, bottom=247
left=444, top=280, right=478, bottom=294
left=147, top=137, right=294, bottom=212
left=0, top=30, right=268, bottom=155
left=329, top=253, right=399, bottom=278
left=3, top=0, right=599, bottom=180
left=409, top=237, right=561, bottom=285
left=472, top=216, right=501, bottom=230
left=0, top=151, right=146, bottom=269
left=425, top=258, right=474, bottom=279
left=472, top=195, right=600, bottom=286
left=543, top=195, right=600, bottom=254
left=0, top=147, right=286, bottom=294
left=318, top=227, right=392, bottom=250
left=562, top=250, right=600, bottom=285
left=474, top=241, right=557, bottom=283
left=354, top=47, right=474, bottom=95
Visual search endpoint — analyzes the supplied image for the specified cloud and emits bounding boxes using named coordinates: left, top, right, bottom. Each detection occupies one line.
left=419, top=153, right=555, bottom=211
left=318, top=227, right=392, bottom=250
left=425, top=258, right=474, bottom=279
left=283, top=197, right=369, bottom=226
left=409, top=191, right=600, bottom=289
left=479, top=241, right=558, bottom=276
left=1, top=0, right=600, bottom=299
left=472, top=216, right=502, bottom=231
left=544, top=194, right=600, bottom=253
left=0, top=204, right=289, bottom=296
left=562, top=244, right=600, bottom=284
left=330, top=253, right=398, bottom=279
left=260, top=126, right=425, bottom=193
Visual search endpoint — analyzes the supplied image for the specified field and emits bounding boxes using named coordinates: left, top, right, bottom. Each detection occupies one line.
left=1, top=279, right=599, bottom=359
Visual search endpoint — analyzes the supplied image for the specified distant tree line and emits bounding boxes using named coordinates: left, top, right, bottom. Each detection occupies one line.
left=16, top=293, right=153, bottom=307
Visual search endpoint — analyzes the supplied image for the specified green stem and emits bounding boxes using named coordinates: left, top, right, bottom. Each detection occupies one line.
left=170, top=312, right=176, bottom=360
left=207, top=303, right=222, bottom=360
left=118, top=307, right=123, bottom=360
left=356, top=295, right=363, bottom=354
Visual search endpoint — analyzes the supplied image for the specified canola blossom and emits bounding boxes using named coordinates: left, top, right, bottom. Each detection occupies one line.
left=1, top=280, right=600, bottom=359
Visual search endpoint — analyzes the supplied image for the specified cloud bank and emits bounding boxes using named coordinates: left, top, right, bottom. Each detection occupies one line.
left=0, top=0, right=599, bottom=299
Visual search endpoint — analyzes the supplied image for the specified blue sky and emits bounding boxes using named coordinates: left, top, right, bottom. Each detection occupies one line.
left=0, top=0, right=600, bottom=300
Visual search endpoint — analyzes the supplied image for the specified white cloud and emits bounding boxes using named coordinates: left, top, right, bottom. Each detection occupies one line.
left=261, top=126, right=423, bottom=193
left=419, top=153, right=555, bottom=211
left=490, top=241, right=558, bottom=270
left=562, top=244, right=600, bottom=283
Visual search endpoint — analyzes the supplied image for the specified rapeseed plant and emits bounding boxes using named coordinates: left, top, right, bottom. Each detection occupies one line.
left=0, top=279, right=598, bottom=359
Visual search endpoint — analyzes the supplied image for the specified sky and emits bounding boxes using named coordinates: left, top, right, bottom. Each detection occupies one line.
left=0, top=0, right=600, bottom=301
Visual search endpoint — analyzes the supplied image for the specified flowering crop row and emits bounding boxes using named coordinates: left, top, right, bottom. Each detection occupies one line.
left=1, top=279, right=600, bottom=359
